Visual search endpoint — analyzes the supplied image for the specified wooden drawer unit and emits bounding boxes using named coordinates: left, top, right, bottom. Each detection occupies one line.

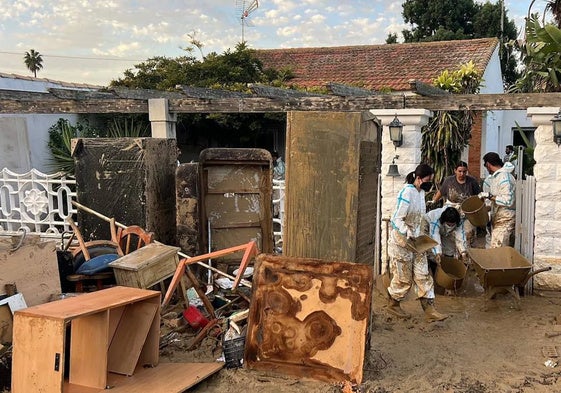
left=109, top=243, right=181, bottom=289
left=12, top=286, right=161, bottom=392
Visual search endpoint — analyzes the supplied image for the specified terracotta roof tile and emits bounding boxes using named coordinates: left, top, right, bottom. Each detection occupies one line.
left=255, top=38, right=498, bottom=92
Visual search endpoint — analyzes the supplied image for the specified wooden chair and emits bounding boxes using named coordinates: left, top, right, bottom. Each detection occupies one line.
left=116, top=225, right=154, bottom=255
left=66, top=218, right=123, bottom=292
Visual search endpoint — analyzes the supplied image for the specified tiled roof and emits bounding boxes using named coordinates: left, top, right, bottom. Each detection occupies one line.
left=0, top=72, right=103, bottom=89
left=255, top=38, right=498, bottom=92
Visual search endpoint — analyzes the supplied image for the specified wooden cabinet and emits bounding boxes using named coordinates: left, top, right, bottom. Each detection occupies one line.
left=12, top=286, right=160, bottom=392
left=199, top=148, right=273, bottom=268
left=284, top=111, right=381, bottom=263
left=109, top=243, right=181, bottom=289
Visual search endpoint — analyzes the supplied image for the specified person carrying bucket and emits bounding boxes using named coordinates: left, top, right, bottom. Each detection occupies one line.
left=480, top=152, right=516, bottom=248
left=428, top=161, right=481, bottom=244
left=386, top=163, right=448, bottom=323
left=423, top=206, right=469, bottom=268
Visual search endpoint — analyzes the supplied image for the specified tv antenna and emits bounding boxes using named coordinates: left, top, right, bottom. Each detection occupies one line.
left=236, top=0, right=259, bottom=42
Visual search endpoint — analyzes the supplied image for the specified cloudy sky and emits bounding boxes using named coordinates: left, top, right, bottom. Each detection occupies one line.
left=0, top=1, right=534, bottom=86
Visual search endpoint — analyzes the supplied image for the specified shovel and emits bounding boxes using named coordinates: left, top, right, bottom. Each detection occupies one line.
left=376, top=219, right=392, bottom=294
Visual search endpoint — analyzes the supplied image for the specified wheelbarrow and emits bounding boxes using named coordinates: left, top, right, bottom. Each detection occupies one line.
left=467, top=247, right=551, bottom=310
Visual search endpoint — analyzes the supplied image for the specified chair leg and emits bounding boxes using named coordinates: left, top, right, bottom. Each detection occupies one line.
left=75, top=281, right=83, bottom=292
left=96, top=279, right=104, bottom=291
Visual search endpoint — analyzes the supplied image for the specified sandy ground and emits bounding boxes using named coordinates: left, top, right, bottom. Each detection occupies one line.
left=159, top=265, right=561, bottom=393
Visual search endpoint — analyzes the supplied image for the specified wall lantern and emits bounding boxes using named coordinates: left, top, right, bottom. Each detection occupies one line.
left=386, top=155, right=401, bottom=177
left=388, top=115, right=403, bottom=148
left=552, top=111, right=561, bottom=146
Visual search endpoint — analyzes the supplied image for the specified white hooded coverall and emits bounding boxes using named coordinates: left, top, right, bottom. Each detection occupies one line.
left=482, top=162, right=516, bottom=248
left=387, top=184, right=435, bottom=301
left=424, top=207, right=468, bottom=258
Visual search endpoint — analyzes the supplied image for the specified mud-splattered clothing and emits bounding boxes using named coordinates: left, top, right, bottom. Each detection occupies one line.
left=424, top=207, right=468, bottom=257
left=388, top=184, right=435, bottom=300
left=439, top=175, right=481, bottom=205
left=439, top=175, right=481, bottom=245
left=483, top=162, right=516, bottom=248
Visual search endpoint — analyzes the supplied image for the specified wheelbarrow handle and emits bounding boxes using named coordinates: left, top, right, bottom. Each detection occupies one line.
left=520, top=266, right=552, bottom=288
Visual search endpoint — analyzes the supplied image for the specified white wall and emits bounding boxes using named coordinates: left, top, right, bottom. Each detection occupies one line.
left=0, top=74, right=98, bottom=173
left=478, top=45, right=534, bottom=171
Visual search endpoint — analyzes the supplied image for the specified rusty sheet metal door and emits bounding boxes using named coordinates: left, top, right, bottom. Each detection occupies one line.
left=199, top=148, right=273, bottom=265
left=245, top=254, right=373, bottom=384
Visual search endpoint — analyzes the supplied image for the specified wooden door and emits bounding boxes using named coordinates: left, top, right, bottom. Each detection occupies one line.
left=12, top=315, right=65, bottom=392
left=199, top=148, right=273, bottom=267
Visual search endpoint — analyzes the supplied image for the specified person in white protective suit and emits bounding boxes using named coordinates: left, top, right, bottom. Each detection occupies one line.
left=386, top=163, right=448, bottom=322
left=480, top=152, right=516, bottom=248
left=424, top=206, right=469, bottom=267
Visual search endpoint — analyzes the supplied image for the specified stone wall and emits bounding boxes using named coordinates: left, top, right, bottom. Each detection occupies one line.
left=527, top=107, right=561, bottom=292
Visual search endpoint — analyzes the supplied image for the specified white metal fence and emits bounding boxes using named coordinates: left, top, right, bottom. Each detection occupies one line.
left=0, top=168, right=77, bottom=238
left=272, top=179, right=285, bottom=250
left=0, top=168, right=287, bottom=249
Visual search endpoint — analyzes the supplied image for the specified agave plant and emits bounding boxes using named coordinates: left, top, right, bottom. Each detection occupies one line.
left=47, top=119, right=99, bottom=174
left=107, top=116, right=150, bottom=137
left=421, top=61, right=482, bottom=184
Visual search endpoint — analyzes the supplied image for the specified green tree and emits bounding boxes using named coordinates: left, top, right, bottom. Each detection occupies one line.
left=111, top=42, right=285, bottom=151
left=385, top=33, right=398, bottom=44
left=24, top=49, right=43, bottom=77
left=512, top=14, right=561, bottom=93
left=111, top=55, right=196, bottom=90
left=402, top=0, right=477, bottom=41
left=421, top=62, right=482, bottom=184
left=401, top=0, right=520, bottom=87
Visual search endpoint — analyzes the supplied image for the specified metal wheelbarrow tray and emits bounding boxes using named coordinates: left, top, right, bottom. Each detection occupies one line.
left=467, top=247, right=551, bottom=310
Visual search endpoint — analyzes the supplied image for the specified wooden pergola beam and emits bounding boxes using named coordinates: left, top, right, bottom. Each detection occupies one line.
left=2, top=91, right=561, bottom=114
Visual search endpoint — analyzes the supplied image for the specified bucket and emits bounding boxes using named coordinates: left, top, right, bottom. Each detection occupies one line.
left=461, top=196, right=489, bottom=228
left=182, top=305, right=209, bottom=329
left=223, top=336, right=246, bottom=368
left=435, top=256, right=467, bottom=290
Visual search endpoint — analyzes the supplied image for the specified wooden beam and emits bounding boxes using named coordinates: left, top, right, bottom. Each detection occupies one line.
left=0, top=98, right=149, bottom=113
left=409, top=80, right=450, bottom=96
left=327, top=82, right=378, bottom=97
left=2, top=91, right=561, bottom=114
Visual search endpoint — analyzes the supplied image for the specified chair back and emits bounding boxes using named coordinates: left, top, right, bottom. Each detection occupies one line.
left=117, top=225, right=154, bottom=255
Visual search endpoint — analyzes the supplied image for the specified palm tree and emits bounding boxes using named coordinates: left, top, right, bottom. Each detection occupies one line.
left=24, top=49, right=43, bottom=77
left=546, top=0, right=561, bottom=27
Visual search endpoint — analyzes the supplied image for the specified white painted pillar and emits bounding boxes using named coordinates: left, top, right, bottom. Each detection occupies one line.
left=527, top=107, right=561, bottom=291
left=148, top=98, right=177, bottom=138
left=370, top=108, right=432, bottom=273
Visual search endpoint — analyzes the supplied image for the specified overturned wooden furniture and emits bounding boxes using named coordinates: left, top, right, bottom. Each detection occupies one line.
left=116, top=225, right=155, bottom=255
left=11, top=286, right=223, bottom=393
left=284, top=111, right=381, bottom=263
left=245, top=254, right=373, bottom=384
left=109, top=242, right=187, bottom=305
left=65, top=217, right=122, bottom=292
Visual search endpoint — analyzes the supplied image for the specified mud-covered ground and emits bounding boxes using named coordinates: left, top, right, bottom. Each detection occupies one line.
left=159, top=269, right=561, bottom=393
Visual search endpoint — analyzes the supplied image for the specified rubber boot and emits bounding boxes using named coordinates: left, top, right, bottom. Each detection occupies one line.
left=420, top=298, right=448, bottom=322
left=386, top=297, right=411, bottom=319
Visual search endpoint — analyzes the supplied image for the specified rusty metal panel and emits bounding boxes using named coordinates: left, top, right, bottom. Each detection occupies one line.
left=199, top=148, right=273, bottom=263
left=245, top=254, right=373, bottom=384
left=284, top=111, right=381, bottom=262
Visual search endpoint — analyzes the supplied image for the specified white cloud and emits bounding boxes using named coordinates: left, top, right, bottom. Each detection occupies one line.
left=0, top=0, right=529, bottom=85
